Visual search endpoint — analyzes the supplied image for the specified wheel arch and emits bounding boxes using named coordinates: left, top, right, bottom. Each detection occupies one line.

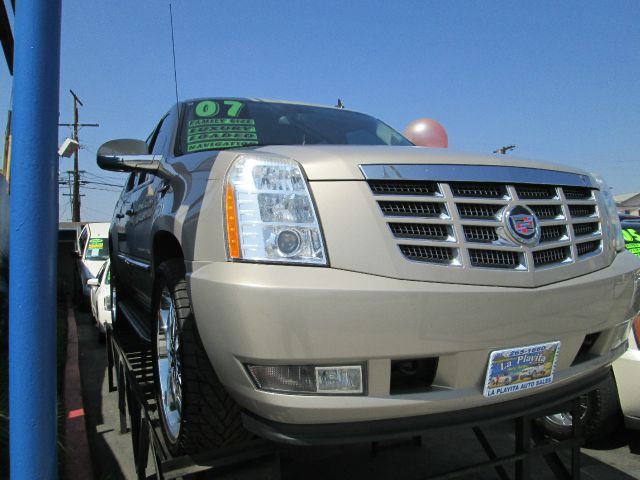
left=152, top=230, right=185, bottom=280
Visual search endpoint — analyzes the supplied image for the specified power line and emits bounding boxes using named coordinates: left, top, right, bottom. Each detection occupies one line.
left=57, top=90, right=99, bottom=222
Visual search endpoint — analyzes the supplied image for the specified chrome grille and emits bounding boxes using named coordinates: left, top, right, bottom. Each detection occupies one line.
left=367, top=171, right=603, bottom=271
left=563, top=187, right=593, bottom=200
left=399, top=245, right=454, bottom=263
left=515, top=184, right=557, bottom=200
left=390, top=223, right=448, bottom=240
left=464, top=225, right=498, bottom=243
left=458, top=204, right=502, bottom=219
left=577, top=240, right=601, bottom=256
left=540, top=225, right=566, bottom=243
left=369, top=181, right=439, bottom=196
left=378, top=201, right=444, bottom=218
left=573, top=222, right=599, bottom=237
left=449, top=183, right=505, bottom=198
left=469, top=249, right=520, bottom=269
left=530, top=205, right=562, bottom=219
left=569, top=205, right=596, bottom=218
left=534, top=247, right=570, bottom=266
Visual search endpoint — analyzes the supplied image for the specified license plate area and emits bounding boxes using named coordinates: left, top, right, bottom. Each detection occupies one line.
left=483, top=341, right=561, bottom=397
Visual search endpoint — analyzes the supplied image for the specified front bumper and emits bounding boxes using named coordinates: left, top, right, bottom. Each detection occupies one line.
left=242, top=365, right=614, bottom=445
left=188, top=253, right=639, bottom=434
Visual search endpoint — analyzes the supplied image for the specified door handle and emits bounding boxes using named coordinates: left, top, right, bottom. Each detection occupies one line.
left=125, top=208, right=136, bottom=216
left=115, top=213, right=124, bottom=219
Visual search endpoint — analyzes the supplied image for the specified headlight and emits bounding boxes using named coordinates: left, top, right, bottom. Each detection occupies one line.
left=591, top=172, right=624, bottom=252
left=225, top=154, right=327, bottom=265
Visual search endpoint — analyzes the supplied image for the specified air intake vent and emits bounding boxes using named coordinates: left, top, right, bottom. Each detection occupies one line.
left=457, top=204, right=502, bottom=219
left=573, top=222, right=599, bottom=237
left=569, top=205, right=596, bottom=218
left=378, top=201, right=444, bottom=218
left=449, top=183, right=505, bottom=198
left=563, top=187, right=593, bottom=200
left=369, top=181, right=439, bottom=196
left=577, top=240, right=600, bottom=256
left=389, top=223, right=448, bottom=240
left=516, top=185, right=557, bottom=199
left=464, top=225, right=498, bottom=243
left=400, top=245, right=454, bottom=264
left=530, top=205, right=562, bottom=219
left=469, top=249, right=520, bottom=269
left=533, top=247, right=569, bottom=266
left=540, top=225, right=566, bottom=243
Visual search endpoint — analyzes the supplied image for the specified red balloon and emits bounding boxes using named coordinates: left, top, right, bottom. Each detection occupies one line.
left=404, top=118, right=448, bottom=148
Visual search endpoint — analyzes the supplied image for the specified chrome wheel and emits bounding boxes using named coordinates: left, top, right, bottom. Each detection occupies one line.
left=156, top=287, right=182, bottom=443
left=544, top=394, right=589, bottom=428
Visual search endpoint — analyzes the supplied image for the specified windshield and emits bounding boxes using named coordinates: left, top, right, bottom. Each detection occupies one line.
left=84, top=237, right=109, bottom=261
left=179, top=99, right=412, bottom=154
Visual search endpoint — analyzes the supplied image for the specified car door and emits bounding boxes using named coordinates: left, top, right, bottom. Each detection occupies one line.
left=126, top=111, right=175, bottom=309
left=112, top=172, right=138, bottom=288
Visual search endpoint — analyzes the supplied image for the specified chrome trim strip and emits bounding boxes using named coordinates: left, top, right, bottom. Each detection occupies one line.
left=360, top=164, right=594, bottom=188
left=117, top=253, right=151, bottom=271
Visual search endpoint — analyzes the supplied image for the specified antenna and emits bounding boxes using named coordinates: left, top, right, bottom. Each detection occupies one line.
left=169, top=3, right=180, bottom=110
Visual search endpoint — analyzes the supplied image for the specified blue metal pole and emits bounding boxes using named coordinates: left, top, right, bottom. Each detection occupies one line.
left=9, top=0, right=62, bottom=478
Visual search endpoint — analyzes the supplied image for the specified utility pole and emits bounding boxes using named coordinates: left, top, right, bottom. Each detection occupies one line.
left=493, top=145, right=516, bottom=155
left=58, top=89, right=98, bottom=222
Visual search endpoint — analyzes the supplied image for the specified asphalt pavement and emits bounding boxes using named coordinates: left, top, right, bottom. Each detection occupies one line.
left=74, top=309, right=640, bottom=480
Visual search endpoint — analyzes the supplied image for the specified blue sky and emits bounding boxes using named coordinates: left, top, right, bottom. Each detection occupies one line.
left=2, top=1, right=639, bottom=221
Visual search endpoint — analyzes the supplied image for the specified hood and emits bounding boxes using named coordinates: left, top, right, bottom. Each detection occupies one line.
left=241, top=145, right=590, bottom=182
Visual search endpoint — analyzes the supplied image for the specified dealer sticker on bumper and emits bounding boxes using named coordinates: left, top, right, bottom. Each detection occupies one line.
left=483, top=341, right=561, bottom=397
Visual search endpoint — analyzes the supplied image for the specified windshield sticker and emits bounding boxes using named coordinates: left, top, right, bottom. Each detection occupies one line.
left=89, top=249, right=101, bottom=257
left=187, top=101, right=257, bottom=152
left=88, top=238, right=104, bottom=249
left=195, top=100, right=220, bottom=117
left=623, top=228, right=640, bottom=257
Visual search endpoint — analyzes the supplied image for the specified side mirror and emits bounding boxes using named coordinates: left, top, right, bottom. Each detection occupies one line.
left=96, top=139, right=175, bottom=180
left=87, top=278, right=99, bottom=287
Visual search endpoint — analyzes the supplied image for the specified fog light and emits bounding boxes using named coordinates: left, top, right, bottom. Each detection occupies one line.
left=246, top=364, right=363, bottom=395
left=316, top=366, right=363, bottom=394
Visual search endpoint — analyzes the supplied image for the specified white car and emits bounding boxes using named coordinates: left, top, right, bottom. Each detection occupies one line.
left=613, top=323, right=640, bottom=429
left=539, top=223, right=640, bottom=441
left=88, top=259, right=111, bottom=341
left=75, top=222, right=110, bottom=302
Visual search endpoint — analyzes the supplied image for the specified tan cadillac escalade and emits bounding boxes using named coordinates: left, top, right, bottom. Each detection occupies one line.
left=97, top=98, right=640, bottom=455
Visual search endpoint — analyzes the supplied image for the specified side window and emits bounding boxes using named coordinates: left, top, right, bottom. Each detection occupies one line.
left=151, top=113, right=174, bottom=156
left=137, top=173, right=147, bottom=186
left=124, top=173, right=137, bottom=192
left=146, top=115, right=167, bottom=154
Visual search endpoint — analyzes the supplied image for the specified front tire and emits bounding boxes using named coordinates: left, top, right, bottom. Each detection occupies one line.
left=152, top=259, right=250, bottom=455
left=537, top=371, right=622, bottom=443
